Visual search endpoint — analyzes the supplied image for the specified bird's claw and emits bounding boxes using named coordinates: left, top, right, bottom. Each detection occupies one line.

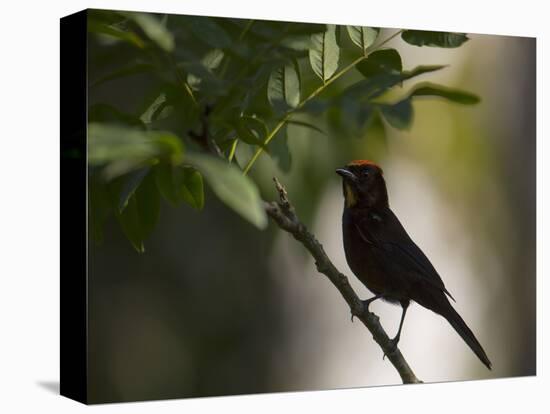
left=361, top=299, right=373, bottom=314
left=351, top=296, right=381, bottom=323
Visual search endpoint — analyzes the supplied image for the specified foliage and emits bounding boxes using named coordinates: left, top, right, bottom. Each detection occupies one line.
left=87, top=10, right=478, bottom=252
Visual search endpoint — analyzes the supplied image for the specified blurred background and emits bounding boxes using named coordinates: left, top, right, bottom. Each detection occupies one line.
left=88, top=15, right=535, bottom=403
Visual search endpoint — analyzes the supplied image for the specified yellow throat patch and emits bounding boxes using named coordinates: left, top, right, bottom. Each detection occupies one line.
left=344, top=182, right=357, bottom=208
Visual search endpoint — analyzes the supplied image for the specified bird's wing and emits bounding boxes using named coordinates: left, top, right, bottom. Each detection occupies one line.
left=355, top=209, right=456, bottom=301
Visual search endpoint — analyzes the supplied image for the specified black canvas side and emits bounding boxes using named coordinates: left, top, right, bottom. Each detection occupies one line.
left=60, top=9, right=88, bottom=404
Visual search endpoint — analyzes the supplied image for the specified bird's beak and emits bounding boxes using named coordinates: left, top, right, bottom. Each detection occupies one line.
left=336, top=168, right=357, bottom=182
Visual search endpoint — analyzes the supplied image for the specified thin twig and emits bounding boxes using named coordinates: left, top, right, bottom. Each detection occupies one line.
left=265, top=177, right=421, bottom=384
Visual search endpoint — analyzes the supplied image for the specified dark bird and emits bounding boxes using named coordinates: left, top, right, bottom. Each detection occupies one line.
left=336, top=160, right=492, bottom=369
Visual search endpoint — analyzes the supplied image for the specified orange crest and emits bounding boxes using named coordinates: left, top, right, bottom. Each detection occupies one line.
left=347, top=160, right=383, bottom=173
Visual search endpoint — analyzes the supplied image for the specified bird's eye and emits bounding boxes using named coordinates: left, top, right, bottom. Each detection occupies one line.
left=363, top=170, right=370, bottom=177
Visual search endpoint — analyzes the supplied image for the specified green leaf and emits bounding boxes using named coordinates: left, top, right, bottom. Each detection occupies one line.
left=118, top=167, right=150, bottom=212
left=88, top=123, right=184, bottom=166
left=402, top=65, right=447, bottom=80
left=357, top=49, right=402, bottom=78
left=280, top=35, right=313, bottom=51
left=401, top=31, right=469, bottom=48
left=140, top=93, right=170, bottom=125
left=187, top=49, right=225, bottom=91
left=186, top=153, right=268, bottom=229
left=179, top=168, right=205, bottom=210
left=410, top=82, right=480, bottom=104
left=123, top=12, right=174, bottom=52
left=379, top=98, right=413, bottom=130
left=309, top=24, right=340, bottom=82
left=185, top=16, right=232, bottom=49
left=235, top=116, right=268, bottom=147
left=201, top=48, right=225, bottom=69
left=327, top=97, right=373, bottom=138
left=377, top=82, right=479, bottom=130
left=269, top=127, right=291, bottom=172
left=343, top=64, right=446, bottom=102
left=346, top=26, right=379, bottom=52
left=154, top=162, right=180, bottom=205
left=139, top=84, right=199, bottom=128
left=115, top=171, right=160, bottom=253
left=155, top=163, right=204, bottom=209
left=88, top=19, right=145, bottom=48
left=267, top=60, right=301, bottom=110
left=286, top=119, right=327, bottom=135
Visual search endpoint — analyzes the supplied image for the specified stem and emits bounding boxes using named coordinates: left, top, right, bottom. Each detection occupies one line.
left=242, top=29, right=404, bottom=176
left=169, top=54, right=198, bottom=107
left=239, top=19, right=255, bottom=41
left=228, top=139, right=239, bottom=163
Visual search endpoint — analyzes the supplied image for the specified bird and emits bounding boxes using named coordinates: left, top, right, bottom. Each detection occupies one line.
left=336, top=159, right=492, bottom=370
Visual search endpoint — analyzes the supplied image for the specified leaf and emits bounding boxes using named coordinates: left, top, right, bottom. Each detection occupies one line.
left=187, top=49, right=225, bottom=91
left=88, top=124, right=159, bottom=164
left=347, top=26, right=379, bottom=52
left=88, top=123, right=184, bottom=166
left=140, top=93, right=170, bottom=124
left=280, top=35, right=313, bottom=51
left=401, top=31, right=469, bottom=48
left=267, top=60, right=301, bottom=110
left=327, top=98, right=373, bottom=138
left=377, top=82, right=479, bottom=130
left=402, top=65, right=447, bottom=80
left=154, top=162, right=180, bottom=205
left=123, top=12, right=174, bottom=52
left=269, top=127, right=291, bottom=172
left=309, top=24, right=340, bottom=82
left=179, top=61, right=228, bottom=96
left=88, top=19, right=145, bottom=48
left=118, top=167, right=150, bottom=212
left=286, top=119, right=327, bottom=135
left=139, top=84, right=199, bottom=128
left=379, top=98, right=413, bottom=130
left=185, top=16, right=232, bottom=49
left=179, top=168, right=204, bottom=210
left=342, top=64, right=447, bottom=102
left=410, top=82, right=480, bottom=104
left=115, top=171, right=160, bottom=253
left=235, top=116, right=268, bottom=147
left=356, top=49, right=402, bottom=78
left=155, top=163, right=204, bottom=209
left=186, top=153, right=268, bottom=229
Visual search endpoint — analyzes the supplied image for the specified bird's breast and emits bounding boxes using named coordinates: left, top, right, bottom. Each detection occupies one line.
left=342, top=209, right=388, bottom=295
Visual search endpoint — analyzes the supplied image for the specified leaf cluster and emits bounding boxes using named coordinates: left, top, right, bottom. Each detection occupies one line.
left=87, top=10, right=478, bottom=252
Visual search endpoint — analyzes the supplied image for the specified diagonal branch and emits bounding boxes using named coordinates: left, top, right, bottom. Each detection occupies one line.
left=265, top=177, right=421, bottom=384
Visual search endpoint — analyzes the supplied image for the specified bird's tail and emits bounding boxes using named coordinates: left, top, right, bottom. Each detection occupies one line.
left=443, top=302, right=492, bottom=370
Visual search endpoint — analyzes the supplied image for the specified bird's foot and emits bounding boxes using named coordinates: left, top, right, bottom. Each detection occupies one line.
left=351, top=296, right=380, bottom=322
left=362, top=295, right=381, bottom=314
left=382, top=336, right=400, bottom=360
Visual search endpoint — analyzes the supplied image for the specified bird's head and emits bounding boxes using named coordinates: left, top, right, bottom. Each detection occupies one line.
left=336, top=160, right=388, bottom=209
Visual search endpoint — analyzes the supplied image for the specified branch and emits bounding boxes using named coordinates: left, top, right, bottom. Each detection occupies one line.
left=265, top=177, right=421, bottom=384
